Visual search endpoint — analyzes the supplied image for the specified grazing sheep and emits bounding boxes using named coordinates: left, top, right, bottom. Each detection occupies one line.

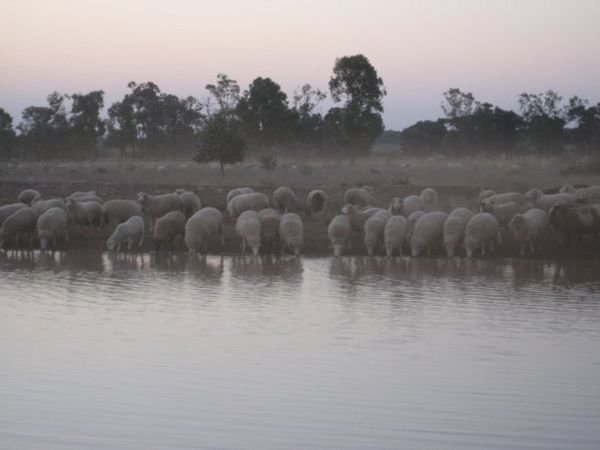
left=406, top=210, right=426, bottom=240
left=384, top=215, right=408, bottom=257
left=227, top=192, right=269, bottom=220
left=481, top=192, right=527, bottom=212
left=153, top=211, right=186, bottom=251
left=402, top=195, right=425, bottom=216
left=508, top=208, right=549, bottom=256
left=328, top=214, right=351, bottom=257
left=32, top=198, right=67, bottom=218
left=226, top=187, right=254, bottom=205
left=0, top=207, right=37, bottom=248
left=37, top=207, right=69, bottom=251
left=67, top=194, right=103, bottom=204
left=478, top=189, right=496, bottom=204
left=525, top=188, right=576, bottom=212
left=443, top=207, right=474, bottom=257
left=0, top=203, right=28, bottom=226
left=344, top=187, right=372, bottom=207
left=559, top=184, right=576, bottom=194
left=137, top=192, right=183, bottom=230
left=410, top=211, right=448, bottom=257
left=490, top=201, right=534, bottom=227
left=364, top=210, right=392, bottom=256
left=575, top=185, right=600, bottom=204
left=388, top=197, right=403, bottom=215
left=341, top=204, right=386, bottom=233
left=66, top=199, right=102, bottom=227
left=279, top=213, right=304, bottom=256
left=184, top=207, right=224, bottom=255
left=236, top=210, right=262, bottom=256
left=175, top=189, right=202, bottom=218
left=101, top=199, right=143, bottom=228
left=306, top=189, right=328, bottom=215
left=106, top=216, right=145, bottom=252
left=273, top=186, right=298, bottom=213
left=464, top=213, right=500, bottom=258
left=420, top=188, right=439, bottom=212
left=17, top=189, right=41, bottom=205
left=549, top=203, right=599, bottom=245
left=67, top=190, right=96, bottom=199
left=258, top=208, right=281, bottom=251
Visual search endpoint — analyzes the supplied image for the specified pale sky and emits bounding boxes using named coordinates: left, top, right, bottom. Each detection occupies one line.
left=1, top=0, right=599, bottom=130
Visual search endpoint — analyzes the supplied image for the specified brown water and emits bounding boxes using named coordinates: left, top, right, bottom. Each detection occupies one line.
left=1, top=251, right=600, bottom=449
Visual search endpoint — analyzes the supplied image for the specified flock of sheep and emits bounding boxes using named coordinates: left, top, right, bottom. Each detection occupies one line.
left=1, top=183, right=599, bottom=258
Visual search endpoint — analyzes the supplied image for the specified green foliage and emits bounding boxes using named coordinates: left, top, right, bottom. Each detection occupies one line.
left=70, top=90, right=105, bottom=159
left=205, top=73, right=240, bottom=119
left=441, top=88, right=477, bottom=119
left=194, top=116, right=246, bottom=176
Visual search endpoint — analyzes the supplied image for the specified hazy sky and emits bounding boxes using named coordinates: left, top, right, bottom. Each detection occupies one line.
left=1, top=0, right=599, bottom=130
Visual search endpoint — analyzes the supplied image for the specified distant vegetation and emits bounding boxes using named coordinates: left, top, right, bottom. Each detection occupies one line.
left=1, top=55, right=599, bottom=168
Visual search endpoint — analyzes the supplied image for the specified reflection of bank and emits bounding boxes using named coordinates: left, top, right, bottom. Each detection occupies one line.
left=229, top=255, right=303, bottom=284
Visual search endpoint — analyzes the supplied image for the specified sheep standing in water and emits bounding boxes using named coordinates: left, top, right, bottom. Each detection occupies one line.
left=106, top=216, right=145, bottom=252
left=279, top=213, right=303, bottom=256
left=0, top=207, right=37, bottom=248
left=175, top=189, right=202, bottom=219
left=443, top=208, right=474, bottom=257
left=101, top=199, right=143, bottom=228
left=306, top=190, right=328, bottom=216
left=364, top=210, right=392, bottom=256
left=184, top=207, right=224, bottom=255
left=464, top=213, right=500, bottom=258
left=153, top=211, right=186, bottom=251
left=227, top=193, right=269, bottom=220
left=273, top=186, right=297, bottom=213
left=384, top=215, right=408, bottom=257
left=258, top=208, right=281, bottom=252
left=344, top=187, right=372, bottom=208
left=37, top=207, right=69, bottom=251
left=420, top=188, right=439, bottom=212
left=328, top=214, right=351, bottom=257
left=226, top=187, right=254, bottom=205
left=137, top=192, right=183, bottom=231
left=508, top=209, right=549, bottom=256
left=236, top=210, right=262, bottom=256
left=410, top=211, right=448, bottom=256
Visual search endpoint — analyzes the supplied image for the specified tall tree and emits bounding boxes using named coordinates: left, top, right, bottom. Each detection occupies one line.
left=194, top=115, right=245, bottom=176
left=205, top=73, right=240, bottom=119
left=69, top=90, right=105, bottom=159
left=0, top=108, right=17, bottom=159
left=326, top=54, right=386, bottom=153
left=441, top=88, right=477, bottom=119
left=518, top=90, right=565, bottom=153
left=237, top=77, right=293, bottom=147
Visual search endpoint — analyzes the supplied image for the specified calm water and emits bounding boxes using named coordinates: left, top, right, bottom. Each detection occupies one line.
left=1, top=251, right=600, bottom=449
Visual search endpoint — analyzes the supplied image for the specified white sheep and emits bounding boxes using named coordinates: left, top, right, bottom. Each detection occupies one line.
left=420, top=188, right=439, bottom=212
left=226, top=187, right=254, bottom=205
left=525, top=188, right=576, bottom=212
left=37, top=207, right=69, bottom=251
left=464, top=212, right=500, bottom=258
left=17, top=189, right=41, bottom=205
left=66, top=191, right=103, bottom=204
left=67, top=190, right=96, bottom=199
left=341, top=204, right=386, bottom=233
left=0, top=203, right=28, bottom=226
left=101, top=199, right=144, bottom=228
left=258, top=208, right=281, bottom=251
left=175, top=189, right=202, bottom=218
left=106, top=216, right=145, bottom=252
left=384, top=215, right=408, bottom=257
left=481, top=192, right=527, bottom=212
left=306, top=189, right=328, bottom=215
left=559, top=184, right=576, bottom=194
left=0, top=207, right=37, bottom=248
left=410, top=211, right=448, bottom=256
left=508, top=208, right=549, bottom=256
left=364, top=210, right=392, bottom=256
left=227, top=192, right=269, bottom=220
left=575, top=185, right=600, bottom=204
left=236, top=210, right=262, bottom=256
left=66, top=199, right=102, bottom=228
left=328, top=214, right=351, bottom=257
left=153, top=211, right=186, bottom=250
left=490, top=201, right=534, bottom=227
left=478, top=189, right=496, bottom=204
left=402, top=195, right=425, bottom=216
left=443, top=207, right=474, bottom=257
left=184, top=207, right=224, bottom=255
left=279, top=213, right=304, bottom=256
left=388, top=197, right=403, bottom=215
left=344, top=187, right=372, bottom=207
left=406, top=210, right=426, bottom=241
left=137, top=192, right=183, bottom=231
left=32, top=198, right=67, bottom=218
left=273, top=186, right=297, bottom=213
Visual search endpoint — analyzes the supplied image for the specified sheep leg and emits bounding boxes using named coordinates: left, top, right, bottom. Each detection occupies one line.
left=241, top=239, right=246, bottom=256
left=520, top=244, right=525, bottom=257
left=138, top=233, right=144, bottom=246
left=128, top=238, right=133, bottom=251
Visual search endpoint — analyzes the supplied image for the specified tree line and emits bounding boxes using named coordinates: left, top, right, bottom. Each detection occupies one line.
left=1, top=55, right=599, bottom=169
left=396, top=88, right=600, bottom=155
left=0, top=54, right=386, bottom=170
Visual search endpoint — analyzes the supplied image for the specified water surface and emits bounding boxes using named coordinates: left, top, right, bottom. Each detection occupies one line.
left=1, top=251, right=600, bottom=449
